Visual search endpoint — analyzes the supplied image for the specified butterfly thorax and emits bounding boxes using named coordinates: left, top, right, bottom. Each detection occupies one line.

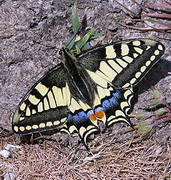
left=62, top=49, right=95, bottom=107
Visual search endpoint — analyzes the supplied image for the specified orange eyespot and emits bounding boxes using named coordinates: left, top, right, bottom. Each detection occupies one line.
left=95, top=110, right=105, bottom=118
left=89, top=113, right=97, bottom=121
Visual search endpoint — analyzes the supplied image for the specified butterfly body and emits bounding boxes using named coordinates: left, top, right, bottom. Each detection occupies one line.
left=12, top=39, right=165, bottom=147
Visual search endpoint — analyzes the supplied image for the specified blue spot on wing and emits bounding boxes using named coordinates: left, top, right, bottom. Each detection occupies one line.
left=66, top=109, right=96, bottom=131
left=102, top=90, right=121, bottom=111
left=95, top=107, right=104, bottom=112
left=65, top=89, right=123, bottom=135
left=72, top=111, right=88, bottom=124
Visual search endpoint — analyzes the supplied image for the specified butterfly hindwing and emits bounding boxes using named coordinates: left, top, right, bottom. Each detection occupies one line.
left=59, top=85, right=134, bottom=146
left=92, top=83, right=134, bottom=127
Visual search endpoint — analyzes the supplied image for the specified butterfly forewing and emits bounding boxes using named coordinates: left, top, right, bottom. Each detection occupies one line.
left=13, top=64, right=71, bottom=134
left=78, top=39, right=165, bottom=88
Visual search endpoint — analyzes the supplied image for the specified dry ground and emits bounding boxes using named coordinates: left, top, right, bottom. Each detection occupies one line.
left=0, top=0, right=171, bottom=179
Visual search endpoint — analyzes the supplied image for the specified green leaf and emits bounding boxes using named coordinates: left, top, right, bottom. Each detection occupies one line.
left=74, top=29, right=95, bottom=49
left=75, top=45, right=81, bottom=54
left=72, top=1, right=81, bottom=34
left=66, top=35, right=76, bottom=50
left=136, top=112, right=152, bottom=120
left=155, top=108, right=166, bottom=116
left=150, top=99, right=161, bottom=108
left=137, top=121, right=152, bottom=135
left=91, top=32, right=104, bottom=39
left=82, top=42, right=91, bottom=51
left=66, top=2, right=104, bottom=55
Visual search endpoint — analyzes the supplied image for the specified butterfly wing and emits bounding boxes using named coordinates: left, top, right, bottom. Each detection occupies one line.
left=78, top=39, right=165, bottom=88
left=12, top=63, right=99, bottom=145
left=12, top=63, right=70, bottom=134
left=12, top=38, right=165, bottom=148
left=77, top=38, right=164, bottom=127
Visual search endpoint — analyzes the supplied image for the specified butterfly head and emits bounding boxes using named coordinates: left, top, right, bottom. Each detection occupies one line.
left=61, top=48, right=76, bottom=65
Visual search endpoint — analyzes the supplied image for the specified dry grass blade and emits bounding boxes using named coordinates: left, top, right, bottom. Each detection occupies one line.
left=118, top=0, right=171, bottom=32
left=147, top=4, right=171, bottom=10
left=145, top=13, right=171, bottom=19
left=113, top=0, right=137, bottom=16
left=119, top=18, right=171, bottom=32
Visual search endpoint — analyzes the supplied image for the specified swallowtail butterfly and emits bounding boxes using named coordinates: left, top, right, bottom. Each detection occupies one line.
left=12, top=39, right=165, bottom=147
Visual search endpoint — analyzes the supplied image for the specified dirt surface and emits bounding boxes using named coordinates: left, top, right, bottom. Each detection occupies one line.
left=0, top=0, right=171, bottom=179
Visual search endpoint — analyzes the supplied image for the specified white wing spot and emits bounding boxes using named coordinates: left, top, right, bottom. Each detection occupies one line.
left=146, top=46, right=151, bottom=50
left=44, top=97, right=50, bottom=110
left=116, top=58, right=128, bottom=68
left=19, top=117, right=24, bottom=121
left=64, top=84, right=71, bottom=106
left=79, top=126, right=86, bottom=137
left=38, top=102, right=43, bottom=112
left=154, top=50, right=160, bottom=55
left=39, top=123, right=46, bottom=128
left=122, top=83, right=131, bottom=88
left=124, top=89, right=132, bottom=99
left=108, top=60, right=122, bottom=74
left=158, top=44, right=163, bottom=50
left=146, top=61, right=151, bottom=66
left=124, top=88, right=133, bottom=105
left=14, top=126, right=19, bottom=132
left=135, top=72, right=141, bottom=79
left=130, top=78, right=136, bottom=85
left=120, top=102, right=128, bottom=110
left=48, top=91, right=56, bottom=108
left=100, top=61, right=118, bottom=79
left=150, top=55, right=155, bottom=61
left=134, top=47, right=143, bottom=54
left=109, top=87, right=113, bottom=91
left=115, top=110, right=125, bottom=117
left=35, top=83, right=49, bottom=96
left=46, top=121, right=53, bottom=127
left=52, top=86, right=66, bottom=106
left=32, top=109, right=36, bottom=114
left=87, top=70, right=108, bottom=88
left=32, top=125, right=38, bottom=129
left=121, top=44, right=129, bottom=56
left=26, top=107, right=31, bottom=116
left=61, top=117, right=67, bottom=123
left=20, top=102, right=26, bottom=111
left=105, top=45, right=116, bottom=58
left=123, top=56, right=133, bottom=63
left=28, top=94, right=40, bottom=105
left=107, top=115, right=115, bottom=125
left=19, top=126, right=25, bottom=132
left=26, top=126, right=32, bottom=130
left=69, top=125, right=77, bottom=134
left=133, top=53, right=139, bottom=58
left=133, top=40, right=141, bottom=46
left=140, top=66, right=146, bottom=72
left=53, top=121, right=60, bottom=125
